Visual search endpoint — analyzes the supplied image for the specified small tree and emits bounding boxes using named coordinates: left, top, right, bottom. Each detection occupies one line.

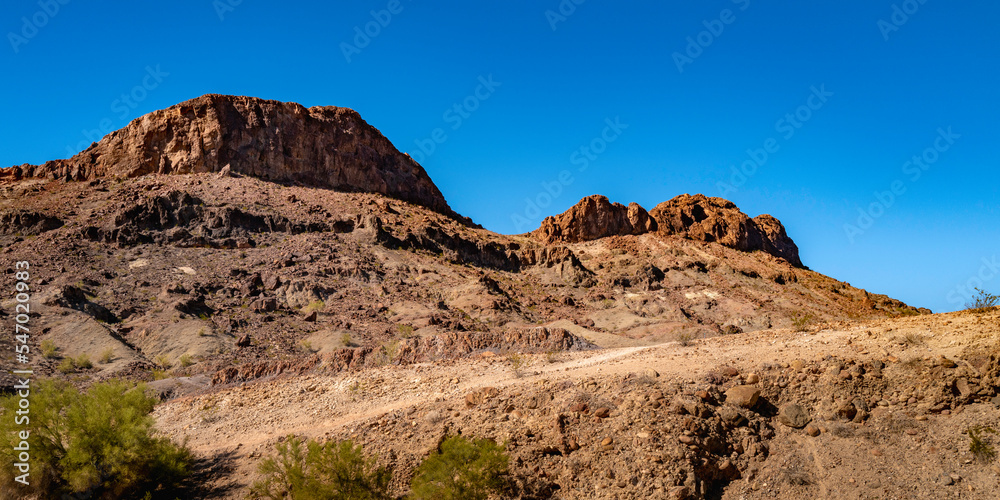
left=251, top=436, right=392, bottom=500
left=0, top=379, right=191, bottom=498
left=410, top=435, right=509, bottom=500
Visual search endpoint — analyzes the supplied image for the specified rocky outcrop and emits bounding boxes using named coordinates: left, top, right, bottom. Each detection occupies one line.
left=3, top=94, right=452, bottom=215
left=81, top=189, right=345, bottom=248
left=650, top=194, right=801, bottom=267
left=534, top=193, right=802, bottom=267
left=533, top=195, right=656, bottom=244
left=0, top=210, right=63, bottom=235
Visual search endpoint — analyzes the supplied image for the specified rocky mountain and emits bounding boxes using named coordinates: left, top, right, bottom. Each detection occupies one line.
left=1, top=94, right=453, bottom=215
left=0, top=95, right=949, bottom=499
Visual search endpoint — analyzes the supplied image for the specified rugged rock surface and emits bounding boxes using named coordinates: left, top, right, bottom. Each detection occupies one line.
left=650, top=194, right=802, bottom=267
left=2, top=94, right=452, bottom=215
left=534, top=195, right=656, bottom=244
left=534, top=194, right=802, bottom=267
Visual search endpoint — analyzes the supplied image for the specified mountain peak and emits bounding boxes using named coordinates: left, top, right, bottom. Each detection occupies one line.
left=3, top=94, right=452, bottom=214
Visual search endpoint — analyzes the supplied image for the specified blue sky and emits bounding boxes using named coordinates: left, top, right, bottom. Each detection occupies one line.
left=1, top=0, right=997, bottom=313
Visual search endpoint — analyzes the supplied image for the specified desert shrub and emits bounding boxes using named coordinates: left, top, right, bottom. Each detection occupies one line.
left=791, top=313, right=814, bottom=332
left=305, top=300, right=326, bottom=313
left=74, top=354, right=93, bottom=370
left=40, top=339, right=58, bottom=359
left=250, top=435, right=391, bottom=500
left=341, top=333, right=354, bottom=347
left=299, top=340, right=316, bottom=353
left=506, top=352, right=527, bottom=378
left=410, top=435, right=509, bottom=500
left=179, top=354, right=194, bottom=368
left=675, top=332, right=696, bottom=347
left=599, top=298, right=615, bottom=309
left=154, top=354, right=172, bottom=369
left=967, top=426, right=997, bottom=463
left=379, top=340, right=400, bottom=366
left=397, top=324, right=415, bottom=338
left=58, top=357, right=77, bottom=374
left=99, top=347, right=115, bottom=364
left=0, top=379, right=191, bottom=498
left=966, top=288, right=998, bottom=314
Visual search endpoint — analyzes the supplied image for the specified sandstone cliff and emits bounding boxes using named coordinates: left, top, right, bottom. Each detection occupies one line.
left=2, top=94, right=452, bottom=214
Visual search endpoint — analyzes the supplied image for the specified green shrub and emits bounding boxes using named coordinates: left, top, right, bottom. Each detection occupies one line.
left=250, top=435, right=391, bottom=500
left=410, top=435, right=509, bottom=500
left=179, top=354, right=194, bottom=368
left=397, top=324, right=415, bottom=338
left=341, top=333, right=354, bottom=348
left=791, top=313, right=814, bottom=332
left=41, top=339, right=58, bottom=359
left=966, top=288, right=998, bottom=314
left=58, top=357, right=77, bottom=374
left=0, top=379, right=192, bottom=498
left=968, top=426, right=998, bottom=463
left=305, top=300, right=326, bottom=313
left=675, top=332, right=696, bottom=347
left=506, top=352, right=527, bottom=378
left=99, top=347, right=115, bottom=364
left=154, top=354, right=172, bottom=369
left=75, top=354, right=93, bottom=370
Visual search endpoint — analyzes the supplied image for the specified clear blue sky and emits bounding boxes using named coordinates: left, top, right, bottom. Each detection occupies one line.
left=2, top=1, right=997, bottom=313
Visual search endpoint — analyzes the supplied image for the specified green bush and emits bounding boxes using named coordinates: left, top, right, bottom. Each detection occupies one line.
left=58, top=357, right=77, bottom=374
left=410, top=435, right=509, bottom=500
left=0, top=379, right=192, bottom=498
left=250, top=435, right=391, bottom=500
left=100, top=347, right=115, bottom=364
left=40, top=339, right=58, bottom=359
left=75, top=353, right=93, bottom=370
left=968, top=425, right=998, bottom=463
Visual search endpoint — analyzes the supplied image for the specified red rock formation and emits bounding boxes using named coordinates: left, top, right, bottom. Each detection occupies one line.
left=2, top=94, right=452, bottom=214
left=533, top=195, right=656, bottom=244
left=650, top=194, right=801, bottom=267
left=534, top=193, right=802, bottom=267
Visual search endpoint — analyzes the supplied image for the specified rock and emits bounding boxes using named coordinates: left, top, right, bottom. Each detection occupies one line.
left=533, top=195, right=656, bottom=244
left=649, top=194, right=802, bottom=267
left=464, top=387, right=500, bottom=408
left=644, top=368, right=660, bottom=379
left=594, top=407, right=611, bottom=418
left=777, top=404, right=811, bottom=428
left=303, top=310, right=318, bottom=322
left=5, top=94, right=454, bottom=215
left=745, top=373, right=760, bottom=384
left=678, top=435, right=696, bottom=445
left=725, top=385, right=761, bottom=408
left=789, top=359, right=806, bottom=371
left=570, top=402, right=588, bottom=413
left=236, top=334, right=251, bottom=347
left=601, top=437, right=613, bottom=446
left=940, top=356, right=957, bottom=368
left=804, top=424, right=820, bottom=437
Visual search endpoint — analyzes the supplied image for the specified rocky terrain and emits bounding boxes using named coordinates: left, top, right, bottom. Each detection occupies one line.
left=2, top=94, right=990, bottom=499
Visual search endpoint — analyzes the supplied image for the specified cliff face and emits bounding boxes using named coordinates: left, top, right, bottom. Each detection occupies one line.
left=3, top=94, right=452, bottom=214
left=535, top=193, right=802, bottom=267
